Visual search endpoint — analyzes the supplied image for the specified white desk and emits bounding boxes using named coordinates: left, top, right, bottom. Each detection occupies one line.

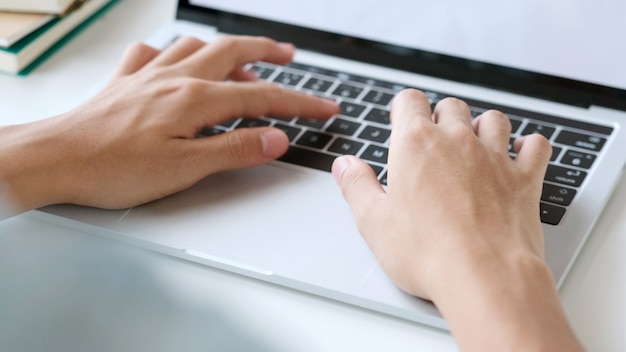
left=1, top=1, right=624, bottom=350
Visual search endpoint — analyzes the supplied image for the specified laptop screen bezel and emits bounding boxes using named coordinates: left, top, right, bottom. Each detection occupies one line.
left=176, top=1, right=626, bottom=111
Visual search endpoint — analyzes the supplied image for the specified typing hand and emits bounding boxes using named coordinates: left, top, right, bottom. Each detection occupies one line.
left=0, top=36, right=338, bottom=212
left=330, top=90, right=583, bottom=351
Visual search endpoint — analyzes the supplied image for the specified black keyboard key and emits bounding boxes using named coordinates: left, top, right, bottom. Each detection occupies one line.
left=360, top=145, right=389, bottom=164
left=379, top=171, right=388, bottom=186
left=326, top=118, right=361, bottom=136
left=551, top=146, right=562, bottom=162
left=358, top=126, right=391, bottom=143
left=287, top=62, right=338, bottom=77
left=218, top=118, right=239, bottom=128
left=364, top=108, right=390, bottom=125
left=541, top=183, right=577, bottom=206
left=273, top=123, right=302, bottom=142
left=235, top=119, right=272, bottom=129
left=302, top=77, right=334, bottom=93
left=250, top=64, right=275, bottom=80
left=339, top=101, right=366, bottom=118
left=332, top=83, right=364, bottom=99
left=277, top=146, right=336, bottom=172
left=560, top=150, right=596, bottom=169
left=540, top=202, right=566, bottom=225
left=295, top=117, right=327, bottom=129
left=197, top=127, right=226, bottom=137
left=522, top=123, right=555, bottom=139
left=368, top=164, right=384, bottom=177
left=273, top=71, right=304, bottom=86
left=362, top=89, right=393, bottom=106
left=509, top=117, right=522, bottom=133
left=295, top=131, right=333, bottom=149
left=544, top=165, right=587, bottom=187
left=555, top=130, right=606, bottom=152
left=327, top=138, right=364, bottom=155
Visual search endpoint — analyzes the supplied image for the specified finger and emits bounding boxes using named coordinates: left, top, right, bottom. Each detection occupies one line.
left=513, top=134, right=552, bottom=175
left=228, top=66, right=258, bottom=82
left=388, top=89, right=432, bottom=162
left=390, top=89, right=432, bottom=130
left=112, top=42, right=160, bottom=77
left=193, top=127, right=290, bottom=173
left=332, top=155, right=386, bottom=235
left=203, top=82, right=339, bottom=125
left=471, top=110, right=512, bottom=153
left=147, top=36, right=206, bottom=67
left=178, top=36, right=295, bottom=81
left=432, top=97, right=472, bottom=127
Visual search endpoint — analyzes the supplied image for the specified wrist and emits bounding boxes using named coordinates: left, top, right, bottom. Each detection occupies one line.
left=429, top=246, right=582, bottom=351
left=0, top=116, right=75, bottom=213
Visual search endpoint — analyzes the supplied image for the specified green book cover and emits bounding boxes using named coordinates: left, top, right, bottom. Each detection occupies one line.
left=0, top=0, right=118, bottom=75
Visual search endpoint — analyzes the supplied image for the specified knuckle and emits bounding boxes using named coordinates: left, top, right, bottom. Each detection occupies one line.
left=481, top=109, right=512, bottom=131
left=177, top=36, right=206, bottom=48
left=438, top=97, right=469, bottom=110
left=225, top=131, right=254, bottom=161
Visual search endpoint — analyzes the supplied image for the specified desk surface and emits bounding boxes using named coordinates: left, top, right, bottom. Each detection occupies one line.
left=1, top=1, right=625, bottom=351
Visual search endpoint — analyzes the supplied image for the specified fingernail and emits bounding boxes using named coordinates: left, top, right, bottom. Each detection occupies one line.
left=322, top=98, right=339, bottom=112
left=331, top=155, right=352, bottom=183
left=260, top=129, right=288, bottom=158
left=277, top=42, right=295, bottom=53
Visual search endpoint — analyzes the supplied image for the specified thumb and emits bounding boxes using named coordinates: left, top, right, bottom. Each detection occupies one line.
left=196, top=127, right=289, bottom=173
left=332, top=155, right=386, bottom=225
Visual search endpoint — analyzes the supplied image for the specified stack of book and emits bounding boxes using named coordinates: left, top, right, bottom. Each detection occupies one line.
left=0, top=0, right=115, bottom=74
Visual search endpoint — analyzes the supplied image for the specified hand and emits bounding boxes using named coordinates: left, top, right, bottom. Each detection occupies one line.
left=332, top=90, right=582, bottom=351
left=333, top=89, right=551, bottom=299
left=0, top=36, right=338, bottom=212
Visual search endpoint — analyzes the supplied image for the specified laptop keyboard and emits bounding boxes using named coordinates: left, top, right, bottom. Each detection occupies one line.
left=199, top=61, right=613, bottom=226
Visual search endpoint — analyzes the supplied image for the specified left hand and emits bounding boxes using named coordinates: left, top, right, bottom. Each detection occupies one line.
left=0, top=36, right=338, bottom=212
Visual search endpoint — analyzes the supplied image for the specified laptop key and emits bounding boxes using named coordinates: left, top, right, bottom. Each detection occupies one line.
left=522, top=123, right=555, bottom=139
left=368, top=163, right=384, bottom=177
left=332, top=83, right=364, bottom=99
left=362, top=89, right=393, bottom=106
left=296, top=131, right=333, bottom=149
left=339, top=101, right=366, bottom=118
left=364, top=108, right=390, bottom=125
left=273, top=71, right=304, bottom=86
left=277, top=146, right=336, bottom=172
left=272, top=123, right=302, bottom=142
left=509, top=117, right=522, bottom=133
left=326, top=118, right=361, bottom=136
left=250, top=64, right=275, bottom=80
left=360, top=145, right=389, bottom=164
left=235, top=118, right=272, bottom=129
left=541, top=183, right=577, bottom=206
left=540, top=202, right=566, bottom=225
left=359, top=126, right=391, bottom=143
left=197, top=127, right=226, bottom=137
left=295, top=117, right=327, bottom=129
left=544, top=165, right=587, bottom=187
left=302, top=77, right=334, bottom=93
left=327, top=137, right=364, bottom=155
left=560, top=149, right=596, bottom=169
left=554, top=130, right=606, bottom=152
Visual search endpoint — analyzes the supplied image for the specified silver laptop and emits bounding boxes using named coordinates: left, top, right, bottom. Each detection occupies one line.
left=33, top=0, right=626, bottom=330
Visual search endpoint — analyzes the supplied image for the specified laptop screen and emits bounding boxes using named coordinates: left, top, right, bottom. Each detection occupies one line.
left=181, top=0, right=626, bottom=109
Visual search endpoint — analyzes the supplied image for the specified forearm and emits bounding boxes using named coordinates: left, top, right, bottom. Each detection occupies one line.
left=432, top=250, right=583, bottom=352
left=0, top=118, right=73, bottom=215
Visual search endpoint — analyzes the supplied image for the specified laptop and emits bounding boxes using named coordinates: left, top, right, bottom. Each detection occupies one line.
left=33, top=0, right=626, bottom=329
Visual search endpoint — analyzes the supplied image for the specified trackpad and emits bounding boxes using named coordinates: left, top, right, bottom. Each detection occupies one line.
left=117, top=163, right=378, bottom=289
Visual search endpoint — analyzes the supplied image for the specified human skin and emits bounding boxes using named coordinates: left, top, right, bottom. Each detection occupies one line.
left=1, top=35, right=583, bottom=351
left=0, top=36, right=338, bottom=214
left=332, top=90, right=584, bottom=351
